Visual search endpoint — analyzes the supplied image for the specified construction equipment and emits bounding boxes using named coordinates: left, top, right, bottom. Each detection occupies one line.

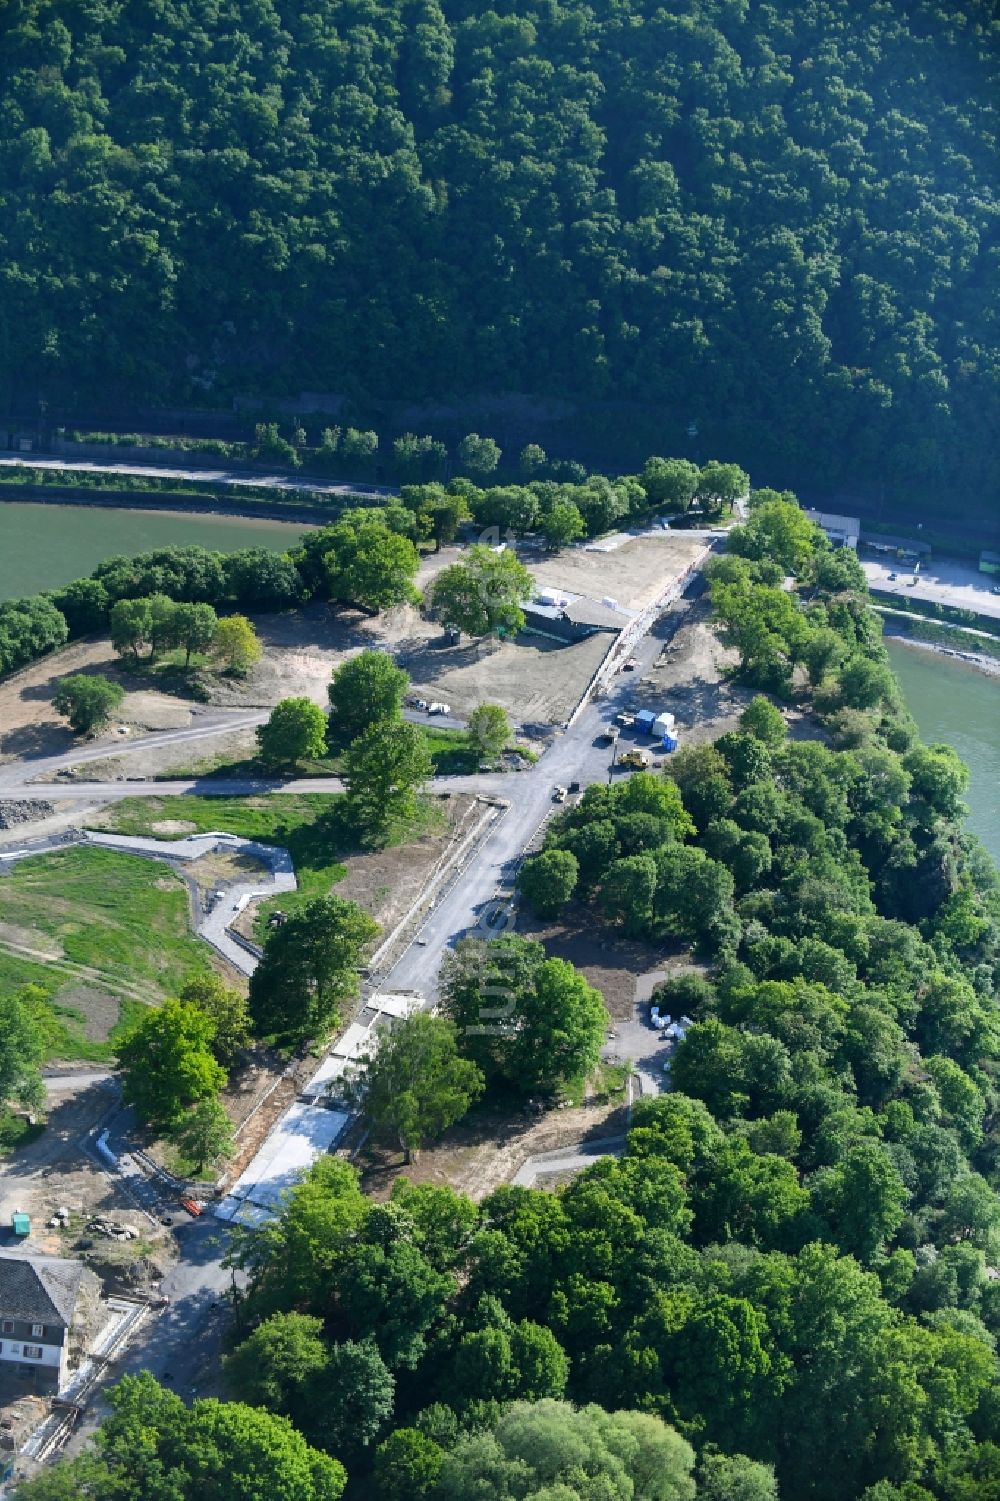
left=619, top=749, right=650, bottom=770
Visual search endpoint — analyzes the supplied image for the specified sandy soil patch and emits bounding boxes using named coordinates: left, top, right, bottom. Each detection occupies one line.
left=0, top=637, right=123, bottom=762
left=0, top=636, right=193, bottom=764
left=150, top=819, right=198, bottom=835
left=399, top=631, right=611, bottom=726
left=57, top=726, right=260, bottom=783
left=528, top=533, right=708, bottom=614
left=519, top=909, right=674, bottom=1021
left=0, top=920, right=63, bottom=960
left=116, top=690, right=192, bottom=730
left=201, top=601, right=413, bottom=709
left=360, top=1092, right=629, bottom=1204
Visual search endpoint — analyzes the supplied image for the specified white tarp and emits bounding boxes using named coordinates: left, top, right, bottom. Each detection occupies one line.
left=215, top=1101, right=350, bottom=1219
left=332, top=1021, right=379, bottom=1061
left=369, top=993, right=421, bottom=1019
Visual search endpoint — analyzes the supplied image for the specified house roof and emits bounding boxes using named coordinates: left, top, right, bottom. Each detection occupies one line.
left=0, top=1253, right=86, bottom=1327
left=562, top=597, right=626, bottom=630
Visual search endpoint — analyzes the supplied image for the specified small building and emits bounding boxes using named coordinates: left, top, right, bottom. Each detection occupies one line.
left=523, top=590, right=626, bottom=644
left=805, top=509, right=860, bottom=550
left=860, top=530, right=932, bottom=561
left=980, top=551, right=1000, bottom=577
left=0, top=1253, right=101, bottom=1393
left=652, top=712, right=675, bottom=738
left=635, top=710, right=657, bottom=735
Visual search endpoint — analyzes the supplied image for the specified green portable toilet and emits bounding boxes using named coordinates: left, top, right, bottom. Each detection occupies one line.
left=11, top=1210, right=30, bottom=1238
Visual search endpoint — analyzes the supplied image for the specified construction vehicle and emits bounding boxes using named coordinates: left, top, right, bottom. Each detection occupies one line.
left=619, top=749, right=650, bottom=770
left=598, top=725, right=620, bottom=745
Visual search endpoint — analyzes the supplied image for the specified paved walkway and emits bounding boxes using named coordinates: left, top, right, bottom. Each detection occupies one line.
left=512, top=1135, right=627, bottom=1187
left=85, top=830, right=296, bottom=975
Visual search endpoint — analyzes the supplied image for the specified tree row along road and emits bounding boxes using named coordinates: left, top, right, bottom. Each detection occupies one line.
left=0, top=706, right=466, bottom=795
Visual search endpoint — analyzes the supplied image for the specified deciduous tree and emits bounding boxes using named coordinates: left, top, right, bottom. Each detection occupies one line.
left=117, top=1000, right=226, bottom=1129
left=468, top=702, right=511, bottom=759
left=343, top=719, right=432, bottom=846
left=52, top=673, right=124, bottom=734
left=213, top=614, right=262, bottom=674
left=256, top=696, right=328, bottom=769
left=348, top=1013, right=484, bottom=1162
left=327, top=650, right=409, bottom=749
left=248, top=897, right=379, bottom=1043
left=430, top=545, right=534, bottom=638
left=517, top=848, right=579, bottom=918
left=171, top=1094, right=234, bottom=1173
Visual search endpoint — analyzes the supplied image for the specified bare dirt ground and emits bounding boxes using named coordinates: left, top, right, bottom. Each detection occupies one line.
left=0, top=640, right=195, bottom=766
left=58, top=726, right=261, bottom=784
left=400, top=630, right=612, bottom=725
left=518, top=909, right=675, bottom=1022
left=359, top=1090, right=629, bottom=1204
left=0, top=1080, right=173, bottom=1267
left=528, top=532, right=709, bottom=614
left=335, top=793, right=478, bottom=930
left=630, top=599, right=750, bottom=744
left=204, top=596, right=612, bottom=728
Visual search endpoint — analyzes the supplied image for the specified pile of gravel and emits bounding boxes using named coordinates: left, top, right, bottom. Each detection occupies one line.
left=0, top=798, right=55, bottom=829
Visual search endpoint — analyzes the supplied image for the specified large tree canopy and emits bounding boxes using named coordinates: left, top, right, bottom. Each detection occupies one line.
left=2, top=1, right=995, bottom=511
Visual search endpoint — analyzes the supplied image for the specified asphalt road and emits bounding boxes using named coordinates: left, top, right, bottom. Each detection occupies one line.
left=0, top=706, right=465, bottom=800
left=381, top=609, right=685, bottom=999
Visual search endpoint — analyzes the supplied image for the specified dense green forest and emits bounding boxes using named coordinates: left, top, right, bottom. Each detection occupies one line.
left=1, top=1, right=998, bottom=507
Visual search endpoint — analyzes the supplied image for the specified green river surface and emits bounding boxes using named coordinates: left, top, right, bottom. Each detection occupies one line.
left=887, top=638, right=1000, bottom=864
left=0, top=500, right=307, bottom=600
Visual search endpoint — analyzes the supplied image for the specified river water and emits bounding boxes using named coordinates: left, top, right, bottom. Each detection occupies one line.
left=0, top=501, right=307, bottom=601
left=886, top=639, right=1000, bottom=864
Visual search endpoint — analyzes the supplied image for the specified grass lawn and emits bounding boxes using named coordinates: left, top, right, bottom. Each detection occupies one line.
left=0, top=847, right=212, bottom=992
left=0, top=846, right=212, bottom=1061
left=0, top=1112, right=45, bottom=1157
left=95, top=792, right=445, bottom=936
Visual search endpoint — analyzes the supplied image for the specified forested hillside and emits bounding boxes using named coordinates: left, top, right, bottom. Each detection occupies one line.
left=1, top=0, right=997, bottom=507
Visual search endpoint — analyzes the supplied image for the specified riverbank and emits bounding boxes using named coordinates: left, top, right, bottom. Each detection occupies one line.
left=878, top=615, right=1000, bottom=678
left=0, top=481, right=360, bottom=526
left=886, top=637, right=999, bottom=861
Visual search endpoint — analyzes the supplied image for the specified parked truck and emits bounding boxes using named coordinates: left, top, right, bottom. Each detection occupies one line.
left=619, top=749, right=650, bottom=770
